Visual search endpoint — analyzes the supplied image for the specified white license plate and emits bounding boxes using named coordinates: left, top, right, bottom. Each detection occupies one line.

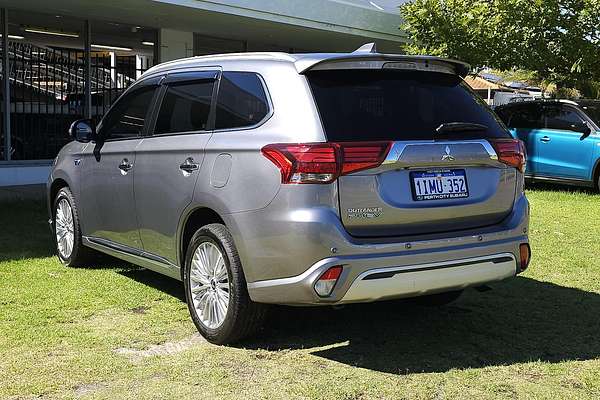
left=411, top=170, right=469, bottom=201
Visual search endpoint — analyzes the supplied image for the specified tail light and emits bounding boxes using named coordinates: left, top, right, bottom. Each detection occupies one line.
left=519, top=243, right=531, bottom=272
left=314, top=266, right=343, bottom=297
left=489, top=139, right=526, bottom=172
left=261, top=142, right=392, bottom=184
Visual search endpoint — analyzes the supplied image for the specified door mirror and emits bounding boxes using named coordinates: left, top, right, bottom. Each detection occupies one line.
left=68, top=119, right=96, bottom=143
left=571, top=122, right=592, bottom=140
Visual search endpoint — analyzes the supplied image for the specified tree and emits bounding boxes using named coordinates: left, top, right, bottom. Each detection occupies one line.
left=400, top=0, right=600, bottom=96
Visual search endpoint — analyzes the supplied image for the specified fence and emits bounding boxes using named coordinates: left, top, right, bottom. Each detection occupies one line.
left=1, top=40, right=152, bottom=160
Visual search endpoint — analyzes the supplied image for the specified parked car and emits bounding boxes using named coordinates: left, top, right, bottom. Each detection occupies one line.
left=496, top=99, right=600, bottom=189
left=47, top=46, right=531, bottom=344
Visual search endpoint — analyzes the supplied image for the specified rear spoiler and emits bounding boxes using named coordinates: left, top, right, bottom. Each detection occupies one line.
left=293, top=43, right=470, bottom=77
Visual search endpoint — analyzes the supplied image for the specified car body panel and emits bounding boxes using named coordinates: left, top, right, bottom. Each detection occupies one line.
left=80, top=139, right=144, bottom=249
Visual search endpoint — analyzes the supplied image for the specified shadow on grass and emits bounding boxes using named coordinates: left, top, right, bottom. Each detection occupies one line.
left=118, top=268, right=186, bottom=302
left=240, top=277, right=600, bottom=374
left=0, top=199, right=54, bottom=261
left=526, top=181, right=598, bottom=194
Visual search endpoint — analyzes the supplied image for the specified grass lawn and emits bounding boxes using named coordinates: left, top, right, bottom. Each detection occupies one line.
left=1, top=185, right=600, bottom=399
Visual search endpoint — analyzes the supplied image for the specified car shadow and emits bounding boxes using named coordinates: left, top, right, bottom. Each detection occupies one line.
left=118, top=268, right=186, bottom=302
left=526, top=181, right=597, bottom=194
left=239, top=277, right=600, bottom=374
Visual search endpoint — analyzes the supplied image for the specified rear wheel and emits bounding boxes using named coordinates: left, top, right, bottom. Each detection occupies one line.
left=183, top=223, right=267, bottom=344
left=411, top=290, right=463, bottom=307
left=53, top=187, right=95, bottom=267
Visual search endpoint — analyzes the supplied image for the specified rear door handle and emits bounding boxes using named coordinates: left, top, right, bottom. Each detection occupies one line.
left=179, top=157, right=199, bottom=173
left=540, top=136, right=551, bottom=143
left=118, top=158, right=133, bottom=172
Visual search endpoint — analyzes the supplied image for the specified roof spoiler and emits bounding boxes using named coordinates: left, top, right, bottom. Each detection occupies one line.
left=295, top=43, right=470, bottom=77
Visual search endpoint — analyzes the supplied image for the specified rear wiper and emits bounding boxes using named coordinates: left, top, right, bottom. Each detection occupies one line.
left=436, top=122, right=488, bottom=133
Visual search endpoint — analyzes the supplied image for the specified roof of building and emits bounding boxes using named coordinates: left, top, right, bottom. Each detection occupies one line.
left=463, top=75, right=502, bottom=90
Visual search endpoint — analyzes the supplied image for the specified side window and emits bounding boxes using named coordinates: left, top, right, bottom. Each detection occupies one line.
left=215, top=72, right=269, bottom=130
left=154, top=80, right=215, bottom=135
left=544, top=105, right=585, bottom=131
left=100, top=86, right=157, bottom=140
left=502, top=104, right=543, bottom=129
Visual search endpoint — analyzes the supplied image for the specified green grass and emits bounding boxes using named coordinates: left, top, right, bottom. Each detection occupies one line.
left=1, top=185, right=600, bottom=399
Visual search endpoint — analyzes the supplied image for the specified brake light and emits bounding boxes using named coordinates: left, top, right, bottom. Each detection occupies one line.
left=261, top=142, right=392, bottom=184
left=314, top=266, right=343, bottom=297
left=489, top=139, right=526, bottom=172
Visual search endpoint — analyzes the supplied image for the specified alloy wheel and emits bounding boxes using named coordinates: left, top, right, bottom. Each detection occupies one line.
left=55, top=198, right=75, bottom=259
left=190, top=242, right=230, bottom=329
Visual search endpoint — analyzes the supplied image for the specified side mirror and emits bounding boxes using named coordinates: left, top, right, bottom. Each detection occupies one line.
left=571, top=122, right=592, bottom=140
left=68, top=119, right=96, bottom=143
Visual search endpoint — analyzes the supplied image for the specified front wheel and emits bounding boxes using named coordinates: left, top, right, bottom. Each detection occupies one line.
left=53, top=187, right=96, bottom=267
left=183, top=223, right=267, bottom=345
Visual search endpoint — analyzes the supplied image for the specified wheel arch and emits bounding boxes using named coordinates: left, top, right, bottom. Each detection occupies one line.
left=178, top=207, right=226, bottom=278
left=593, top=158, right=600, bottom=189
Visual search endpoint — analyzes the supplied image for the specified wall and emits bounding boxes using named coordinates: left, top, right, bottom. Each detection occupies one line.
left=160, top=29, right=194, bottom=62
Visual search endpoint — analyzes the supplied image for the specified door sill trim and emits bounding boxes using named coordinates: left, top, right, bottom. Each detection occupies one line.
left=83, top=236, right=181, bottom=280
left=525, top=175, right=594, bottom=187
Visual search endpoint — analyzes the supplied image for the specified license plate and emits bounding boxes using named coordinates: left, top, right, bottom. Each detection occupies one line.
left=411, top=170, right=469, bottom=201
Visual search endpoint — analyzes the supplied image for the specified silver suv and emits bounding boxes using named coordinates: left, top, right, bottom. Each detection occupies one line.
left=48, top=45, right=531, bottom=344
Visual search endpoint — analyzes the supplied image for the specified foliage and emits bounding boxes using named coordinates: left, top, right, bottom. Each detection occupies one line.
left=400, top=0, right=600, bottom=96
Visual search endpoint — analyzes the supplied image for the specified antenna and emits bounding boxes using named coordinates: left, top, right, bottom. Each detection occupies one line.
left=353, top=43, right=378, bottom=53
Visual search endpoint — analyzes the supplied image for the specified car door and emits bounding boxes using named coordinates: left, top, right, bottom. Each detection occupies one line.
left=80, top=78, right=160, bottom=250
left=497, top=103, right=544, bottom=175
left=534, top=104, right=595, bottom=180
left=134, top=70, right=219, bottom=265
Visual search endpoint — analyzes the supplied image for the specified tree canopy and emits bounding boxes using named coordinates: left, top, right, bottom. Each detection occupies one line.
left=400, top=0, right=600, bottom=96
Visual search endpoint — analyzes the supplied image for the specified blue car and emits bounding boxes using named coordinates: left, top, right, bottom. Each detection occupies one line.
left=496, top=100, right=600, bottom=189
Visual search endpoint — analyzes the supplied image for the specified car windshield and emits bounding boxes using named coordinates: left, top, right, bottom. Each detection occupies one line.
left=307, top=69, right=511, bottom=141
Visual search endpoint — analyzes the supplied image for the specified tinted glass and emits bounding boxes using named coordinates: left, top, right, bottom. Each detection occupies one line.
left=308, top=70, right=510, bottom=141
left=579, top=102, right=600, bottom=126
left=154, top=81, right=214, bottom=134
left=544, top=105, right=585, bottom=131
left=101, top=86, right=156, bottom=140
left=215, top=72, right=269, bottom=130
left=497, top=103, right=544, bottom=129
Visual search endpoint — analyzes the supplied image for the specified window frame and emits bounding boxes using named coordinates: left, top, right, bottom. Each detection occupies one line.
left=211, top=71, right=274, bottom=134
left=543, top=104, right=588, bottom=134
left=147, top=70, right=220, bottom=138
left=96, top=76, right=162, bottom=142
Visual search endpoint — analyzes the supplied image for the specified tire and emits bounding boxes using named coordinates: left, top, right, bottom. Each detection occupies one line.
left=183, top=223, right=267, bottom=345
left=411, top=290, right=464, bottom=307
left=53, top=187, right=96, bottom=267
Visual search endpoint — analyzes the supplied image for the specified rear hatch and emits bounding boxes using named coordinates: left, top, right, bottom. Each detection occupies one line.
left=307, top=69, right=520, bottom=237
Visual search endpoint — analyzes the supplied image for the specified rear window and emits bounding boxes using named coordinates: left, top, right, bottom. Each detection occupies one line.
left=307, top=70, right=510, bottom=141
left=215, top=72, right=269, bottom=130
left=154, top=81, right=214, bottom=135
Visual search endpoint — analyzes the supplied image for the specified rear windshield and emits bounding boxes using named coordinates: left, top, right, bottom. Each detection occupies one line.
left=307, top=70, right=510, bottom=141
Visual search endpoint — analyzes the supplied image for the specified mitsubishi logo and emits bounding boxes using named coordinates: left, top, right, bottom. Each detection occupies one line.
left=441, top=145, right=455, bottom=161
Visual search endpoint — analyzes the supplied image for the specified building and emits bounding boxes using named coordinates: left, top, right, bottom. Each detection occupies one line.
left=0, top=0, right=407, bottom=187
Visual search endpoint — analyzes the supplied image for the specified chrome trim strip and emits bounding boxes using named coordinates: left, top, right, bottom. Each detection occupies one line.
left=382, top=139, right=499, bottom=166
left=83, top=236, right=181, bottom=280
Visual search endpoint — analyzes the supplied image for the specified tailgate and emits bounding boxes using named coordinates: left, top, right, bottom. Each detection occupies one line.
left=338, top=141, right=516, bottom=237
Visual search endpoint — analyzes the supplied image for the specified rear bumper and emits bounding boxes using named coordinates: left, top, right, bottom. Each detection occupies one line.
left=247, top=236, right=526, bottom=305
